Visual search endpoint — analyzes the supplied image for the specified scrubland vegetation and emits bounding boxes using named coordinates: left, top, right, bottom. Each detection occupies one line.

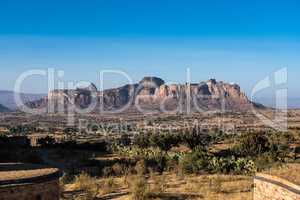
left=1, top=112, right=300, bottom=199
left=56, top=128, right=300, bottom=199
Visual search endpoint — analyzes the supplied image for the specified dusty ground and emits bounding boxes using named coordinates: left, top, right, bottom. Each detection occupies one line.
left=63, top=173, right=253, bottom=200
left=264, top=163, right=300, bottom=186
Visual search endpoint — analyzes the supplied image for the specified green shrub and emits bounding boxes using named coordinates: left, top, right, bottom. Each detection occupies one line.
left=178, top=148, right=256, bottom=175
left=254, top=153, right=280, bottom=171
left=233, top=132, right=270, bottom=157
left=208, top=157, right=256, bottom=175
left=179, top=148, right=210, bottom=174
left=134, top=133, right=151, bottom=149
left=233, top=158, right=256, bottom=174
left=149, top=133, right=181, bottom=152
left=146, top=153, right=168, bottom=173
left=182, top=127, right=212, bottom=150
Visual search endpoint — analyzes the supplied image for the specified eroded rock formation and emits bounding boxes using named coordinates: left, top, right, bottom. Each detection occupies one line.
left=27, top=77, right=258, bottom=113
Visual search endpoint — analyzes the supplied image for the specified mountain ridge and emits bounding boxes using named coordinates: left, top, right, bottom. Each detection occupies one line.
left=26, top=77, right=262, bottom=113
left=0, top=90, right=45, bottom=111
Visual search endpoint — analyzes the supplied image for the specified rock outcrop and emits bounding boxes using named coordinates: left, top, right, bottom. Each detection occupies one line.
left=27, top=77, right=258, bottom=113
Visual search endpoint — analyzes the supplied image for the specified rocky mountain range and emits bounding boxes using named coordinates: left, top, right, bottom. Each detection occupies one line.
left=0, top=90, right=45, bottom=111
left=25, top=77, right=261, bottom=114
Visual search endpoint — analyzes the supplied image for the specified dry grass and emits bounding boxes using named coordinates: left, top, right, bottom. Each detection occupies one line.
left=264, top=163, right=300, bottom=185
left=170, top=174, right=253, bottom=200
left=129, top=174, right=149, bottom=200
left=63, top=172, right=253, bottom=200
left=72, top=172, right=99, bottom=199
left=149, top=172, right=167, bottom=194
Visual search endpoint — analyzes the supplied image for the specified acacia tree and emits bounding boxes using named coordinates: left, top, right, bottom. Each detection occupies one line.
left=149, top=133, right=181, bottom=153
left=234, top=132, right=270, bottom=157
left=182, top=127, right=212, bottom=151
left=134, top=132, right=151, bottom=149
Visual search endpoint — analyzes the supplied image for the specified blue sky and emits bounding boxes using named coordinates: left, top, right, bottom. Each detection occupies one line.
left=0, top=0, right=299, bottom=100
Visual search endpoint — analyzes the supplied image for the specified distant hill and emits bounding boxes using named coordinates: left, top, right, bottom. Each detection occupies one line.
left=254, top=97, right=300, bottom=109
left=0, top=103, right=10, bottom=112
left=0, top=90, right=45, bottom=111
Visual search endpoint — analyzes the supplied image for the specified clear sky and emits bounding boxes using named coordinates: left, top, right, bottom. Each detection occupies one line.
left=0, top=0, right=299, bottom=100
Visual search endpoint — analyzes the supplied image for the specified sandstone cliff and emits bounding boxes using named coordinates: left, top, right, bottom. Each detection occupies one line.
left=26, top=77, right=258, bottom=113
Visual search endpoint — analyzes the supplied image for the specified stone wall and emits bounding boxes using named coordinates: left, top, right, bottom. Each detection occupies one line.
left=0, top=171, right=60, bottom=200
left=254, top=173, right=300, bottom=200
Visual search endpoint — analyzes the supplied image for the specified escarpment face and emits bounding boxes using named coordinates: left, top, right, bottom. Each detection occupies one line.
left=27, top=77, right=257, bottom=113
